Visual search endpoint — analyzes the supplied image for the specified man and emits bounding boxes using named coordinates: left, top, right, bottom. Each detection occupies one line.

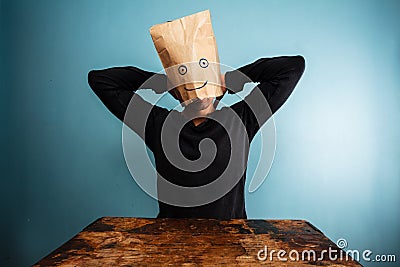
left=88, top=55, right=305, bottom=219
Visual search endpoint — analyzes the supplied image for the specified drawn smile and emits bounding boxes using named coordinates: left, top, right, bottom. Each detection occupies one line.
left=184, top=80, right=208, bottom=91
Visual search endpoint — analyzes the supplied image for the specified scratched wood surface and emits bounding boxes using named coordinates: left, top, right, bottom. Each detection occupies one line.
left=34, top=217, right=362, bottom=266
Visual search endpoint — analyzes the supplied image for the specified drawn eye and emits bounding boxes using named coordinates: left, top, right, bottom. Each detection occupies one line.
left=199, top=58, right=209, bottom=68
left=178, top=65, right=187, bottom=75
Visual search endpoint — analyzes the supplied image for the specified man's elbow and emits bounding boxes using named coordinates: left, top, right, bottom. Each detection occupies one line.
left=87, top=70, right=102, bottom=93
left=293, top=55, right=306, bottom=75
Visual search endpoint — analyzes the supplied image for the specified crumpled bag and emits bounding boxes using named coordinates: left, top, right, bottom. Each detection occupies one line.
left=149, top=10, right=223, bottom=103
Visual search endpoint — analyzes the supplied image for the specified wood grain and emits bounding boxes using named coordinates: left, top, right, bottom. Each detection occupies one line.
left=34, top=217, right=362, bottom=266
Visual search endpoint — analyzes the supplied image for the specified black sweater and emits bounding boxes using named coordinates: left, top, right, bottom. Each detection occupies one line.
left=88, top=56, right=305, bottom=219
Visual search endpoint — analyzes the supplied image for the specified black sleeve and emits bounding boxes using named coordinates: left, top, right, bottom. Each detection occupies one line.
left=227, top=56, right=305, bottom=139
left=87, top=66, right=169, bottom=151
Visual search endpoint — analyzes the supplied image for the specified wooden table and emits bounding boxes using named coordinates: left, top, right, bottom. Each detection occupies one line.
left=34, top=217, right=362, bottom=266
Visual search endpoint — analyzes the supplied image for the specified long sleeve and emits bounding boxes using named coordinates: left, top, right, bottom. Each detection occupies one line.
left=88, top=66, right=166, bottom=122
left=227, top=56, right=305, bottom=139
left=87, top=66, right=169, bottom=150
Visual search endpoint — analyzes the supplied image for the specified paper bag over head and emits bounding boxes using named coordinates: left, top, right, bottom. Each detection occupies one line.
left=149, top=10, right=223, bottom=102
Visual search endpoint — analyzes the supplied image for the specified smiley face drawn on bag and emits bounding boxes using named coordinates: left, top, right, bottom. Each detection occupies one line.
left=178, top=58, right=210, bottom=91
left=150, top=10, right=224, bottom=102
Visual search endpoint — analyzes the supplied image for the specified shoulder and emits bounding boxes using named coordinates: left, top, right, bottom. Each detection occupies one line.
left=149, top=104, right=171, bottom=122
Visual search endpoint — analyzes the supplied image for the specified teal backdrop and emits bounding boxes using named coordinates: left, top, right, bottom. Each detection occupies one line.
left=1, top=0, right=399, bottom=266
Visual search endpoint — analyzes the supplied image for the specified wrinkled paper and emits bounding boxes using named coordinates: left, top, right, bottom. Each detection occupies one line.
left=149, top=10, right=223, bottom=102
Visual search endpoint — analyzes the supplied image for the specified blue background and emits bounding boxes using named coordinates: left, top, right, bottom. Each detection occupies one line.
left=1, top=0, right=399, bottom=266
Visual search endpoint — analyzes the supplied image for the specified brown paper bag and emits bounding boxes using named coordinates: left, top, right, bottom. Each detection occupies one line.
left=149, top=10, right=223, bottom=103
